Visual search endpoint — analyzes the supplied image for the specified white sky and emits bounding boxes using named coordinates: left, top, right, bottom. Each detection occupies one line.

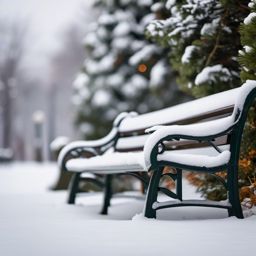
left=0, top=0, right=94, bottom=80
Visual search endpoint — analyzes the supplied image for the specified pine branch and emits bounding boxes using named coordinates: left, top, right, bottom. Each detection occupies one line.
left=205, top=33, right=221, bottom=66
left=237, top=2, right=250, bottom=11
left=205, top=9, right=228, bottom=67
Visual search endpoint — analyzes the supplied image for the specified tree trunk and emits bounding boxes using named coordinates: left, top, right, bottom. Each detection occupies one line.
left=2, top=80, right=12, bottom=149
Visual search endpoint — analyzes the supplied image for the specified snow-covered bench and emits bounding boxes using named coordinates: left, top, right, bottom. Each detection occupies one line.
left=0, top=148, right=13, bottom=162
left=58, top=81, right=256, bottom=218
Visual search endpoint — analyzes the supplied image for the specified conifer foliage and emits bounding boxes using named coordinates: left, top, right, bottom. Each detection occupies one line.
left=147, top=0, right=252, bottom=202
left=238, top=0, right=256, bottom=208
left=73, top=0, right=256, bottom=205
left=146, top=0, right=249, bottom=97
left=73, top=0, right=179, bottom=139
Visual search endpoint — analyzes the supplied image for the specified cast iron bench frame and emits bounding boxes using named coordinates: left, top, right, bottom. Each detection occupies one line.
left=59, top=83, right=256, bottom=218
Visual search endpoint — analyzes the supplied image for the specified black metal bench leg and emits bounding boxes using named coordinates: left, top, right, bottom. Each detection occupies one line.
left=140, top=172, right=150, bottom=194
left=67, top=173, right=81, bottom=204
left=227, top=203, right=234, bottom=217
left=227, top=165, right=243, bottom=218
left=101, top=174, right=113, bottom=215
left=176, top=168, right=182, bottom=201
left=144, top=168, right=163, bottom=218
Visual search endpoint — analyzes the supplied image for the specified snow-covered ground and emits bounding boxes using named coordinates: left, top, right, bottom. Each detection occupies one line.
left=0, top=162, right=255, bottom=256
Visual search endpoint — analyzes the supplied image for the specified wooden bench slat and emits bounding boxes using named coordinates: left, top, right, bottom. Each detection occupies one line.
left=119, top=88, right=239, bottom=133
left=116, top=134, right=228, bottom=152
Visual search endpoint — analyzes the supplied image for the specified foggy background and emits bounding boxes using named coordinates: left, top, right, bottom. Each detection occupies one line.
left=0, top=0, right=95, bottom=160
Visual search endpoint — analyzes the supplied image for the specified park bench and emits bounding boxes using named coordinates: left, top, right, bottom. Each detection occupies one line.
left=58, top=80, right=256, bottom=219
left=0, top=148, right=13, bottom=162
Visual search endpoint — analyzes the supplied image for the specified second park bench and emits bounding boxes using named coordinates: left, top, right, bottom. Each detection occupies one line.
left=58, top=81, right=256, bottom=219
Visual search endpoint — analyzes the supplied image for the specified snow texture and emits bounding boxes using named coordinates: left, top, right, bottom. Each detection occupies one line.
left=151, top=2, right=164, bottom=12
left=0, top=148, right=13, bottom=159
left=66, top=151, right=146, bottom=173
left=119, top=87, right=240, bottom=133
left=112, top=36, right=132, bottom=50
left=158, top=150, right=230, bottom=168
left=106, top=74, right=125, bottom=88
left=200, top=18, right=220, bottom=36
left=244, top=45, right=253, bottom=53
left=50, top=136, right=70, bottom=151
left=79, top=123, right=93, bottom=135
left=244, top=12, right=256, bottom=25
left=0, top=162, right=256, bottom=256
left=92, top=90, right=112, bottom=107
left=166, top=0, right=176, bottom=9
left=129, top=45, right=160, bottom=65
left=73, top=73, right=89, bottom=90
left=98, top=12, right=116, bottom=25
left=249, top=1, right=256, bottom=8
left=116, top=134, right=149, bottom=150
left=181, top=45, right=197, bottom=64
left=234, top=80, right=256, bottom=111
left=83, top=31, right=99, bottom=47
left=85, top=53, right=116, bottom=75
left=113, top=21, right=131, bottom=36
left=149, top=60, right=168, bottom=88
left=239, top=49, right=245, bottom=56
left=195, top=65, right=232, bottom=85
left=72, top=83, right=90, bottom=106
left=153, top=199, right=231, bottom=210
left=140, top=13, right=156, bottom=27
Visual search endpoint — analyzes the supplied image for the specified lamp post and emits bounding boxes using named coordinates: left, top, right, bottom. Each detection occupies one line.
left=32, top=110, right=45, bottom=162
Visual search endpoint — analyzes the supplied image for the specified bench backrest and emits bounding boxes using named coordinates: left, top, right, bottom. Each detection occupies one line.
left=115, top=82, right=256, bottom=153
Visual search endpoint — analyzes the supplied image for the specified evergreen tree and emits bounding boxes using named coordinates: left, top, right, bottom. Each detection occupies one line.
left=147, top=0, right=252, bottom=201
left=73, top=0, right=183, bottom=139
left=238, top=0, right=256, bottom=208
left=146, top=0, right=249, bottom=97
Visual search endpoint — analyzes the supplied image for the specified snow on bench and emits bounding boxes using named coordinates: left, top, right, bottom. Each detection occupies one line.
left=66, top=151, right=146, bottom=173
left=118, top=87, right=239, bottom=133
left=58, top=80, right=256, bottom=218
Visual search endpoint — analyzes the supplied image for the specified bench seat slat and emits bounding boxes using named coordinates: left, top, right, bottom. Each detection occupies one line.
left=66, top=152, right=146, bottom=174
left=119, top=88, right=239, bottom=133
left=152, top=199, right=231, bottom=210
left=65, top=145, right=229, bottom=174
left=115, top=134, right=229, bottom=152
left=158, top=149, right=230, bottom=168
left=115, top=134, right=149, bottom=151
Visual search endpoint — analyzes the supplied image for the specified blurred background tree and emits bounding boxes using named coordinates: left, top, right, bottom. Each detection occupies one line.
left=48, top=24, right=86, bottom=147
left=73, top=0, right=187, bottom=140
left=0, top=0, right=95, bottom=161
left=0, top=20, right=27, bottom=150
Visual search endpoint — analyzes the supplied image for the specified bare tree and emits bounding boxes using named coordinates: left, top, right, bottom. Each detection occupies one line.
left=48, top=23, right=87, bottom=142
left=0, top=20, right=27, bottom=149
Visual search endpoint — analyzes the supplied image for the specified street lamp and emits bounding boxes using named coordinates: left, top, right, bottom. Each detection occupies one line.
left=32, top=110, right=45, bottom=162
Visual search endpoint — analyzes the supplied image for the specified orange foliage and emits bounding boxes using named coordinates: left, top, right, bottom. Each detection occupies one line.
left=240, top=181, right=256, bottom=209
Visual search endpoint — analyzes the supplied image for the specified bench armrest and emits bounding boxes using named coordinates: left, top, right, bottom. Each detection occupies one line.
left=58, top=111, right=137, bottom=171
left=58, top=127, right=118, bottom=171
left=144, top=116, right=235, bottom=169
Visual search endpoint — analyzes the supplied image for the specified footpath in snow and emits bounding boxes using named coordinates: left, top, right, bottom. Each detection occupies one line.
left=0, top=162, right=255, bottom=256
